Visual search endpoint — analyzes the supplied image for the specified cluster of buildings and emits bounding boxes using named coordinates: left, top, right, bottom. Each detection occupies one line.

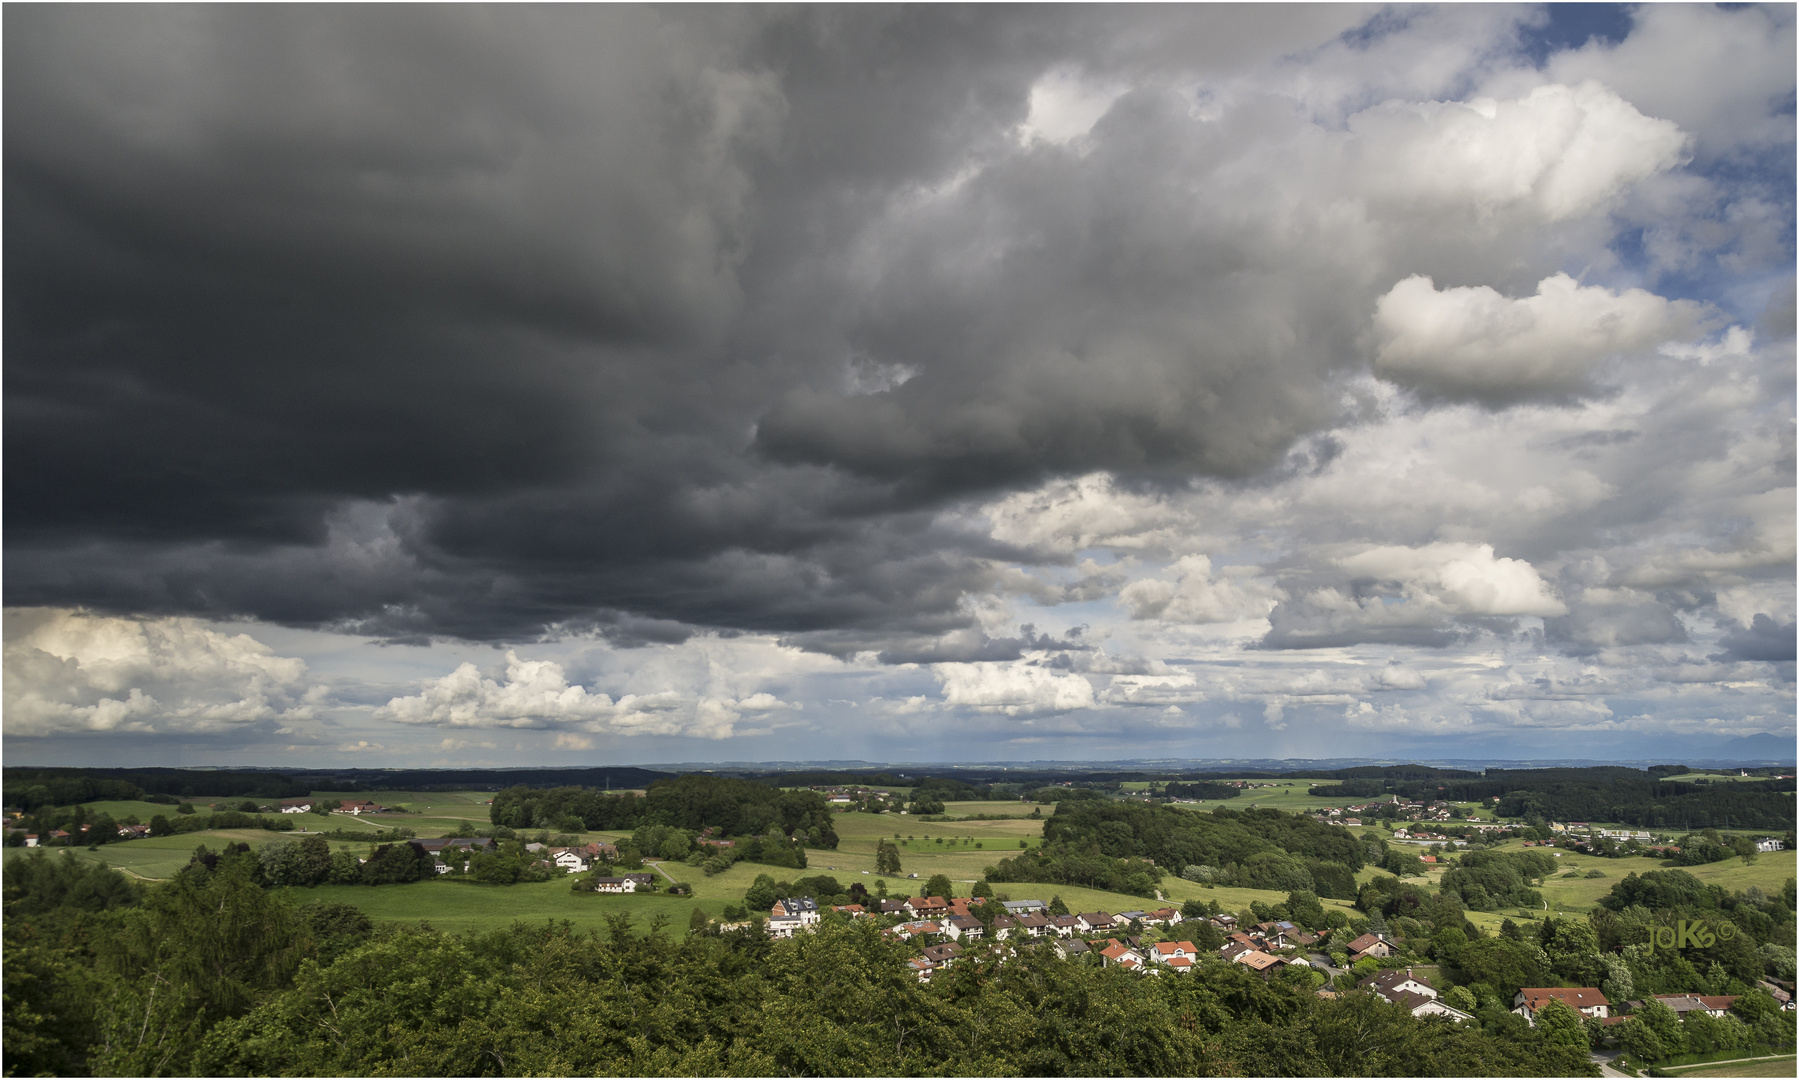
left=807, top=785, right=897, bottom=806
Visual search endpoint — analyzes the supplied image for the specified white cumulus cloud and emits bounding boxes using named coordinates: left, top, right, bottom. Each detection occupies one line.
left=934, top=661, right=1096, bottom=716
left=1338, top=542, right=1568, bottom=618
left=3, top=608, right=319, bottom=737
left=1374, top=272, right=1702, bottom=403
left=376, top=649, right=792, bottom=740
left=1351, top=81, right=1688, bottom=221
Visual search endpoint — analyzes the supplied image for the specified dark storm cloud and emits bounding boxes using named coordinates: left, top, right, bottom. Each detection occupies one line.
left=5, top=5, right=1377, bottom=644
left=1711, top=614, right=1798, bottom=664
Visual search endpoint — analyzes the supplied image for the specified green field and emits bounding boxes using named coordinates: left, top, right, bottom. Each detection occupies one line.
left=32, top=794, right=1795, bottom=942
left=1661, top=1055, right=1799, bottom=1077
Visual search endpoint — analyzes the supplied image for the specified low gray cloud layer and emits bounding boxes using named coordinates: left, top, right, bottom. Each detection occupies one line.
left=5, top=5, right=1792, bottom=762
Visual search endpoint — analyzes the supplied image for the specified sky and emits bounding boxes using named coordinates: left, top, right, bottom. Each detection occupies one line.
left=5, top=4, right=1794, bottom=769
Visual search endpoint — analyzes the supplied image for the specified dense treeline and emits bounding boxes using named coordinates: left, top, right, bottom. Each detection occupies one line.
left=1, top=767, right=676, bottom=810
left=986, top=804, right=1367, bottom=899
left=1310, top=767, right=1794, bottom=830
left=2, top=768, right=312, bottom=808
left=3, top=849, right=1602, bottom=1077
left=490, top=775, right=839, bottom=851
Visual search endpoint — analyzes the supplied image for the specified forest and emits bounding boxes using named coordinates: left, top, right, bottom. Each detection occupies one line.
left=985, top=803, right=1366, bottom=899
left=488, top=775, right=839, bottom=849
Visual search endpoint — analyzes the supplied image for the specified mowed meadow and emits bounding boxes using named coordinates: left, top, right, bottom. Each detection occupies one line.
left=39, top=787, right=1795, bottom=936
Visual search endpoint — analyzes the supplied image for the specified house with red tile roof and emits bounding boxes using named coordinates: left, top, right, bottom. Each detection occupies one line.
left=905, top=896, right=951, bottom=919
left=1512, top=988, right=1610, bottom=1023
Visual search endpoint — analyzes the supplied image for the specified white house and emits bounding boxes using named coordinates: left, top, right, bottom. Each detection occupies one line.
left=591, top=877, right=638, bottom=894
left=280, top=800, right=313, bottom=814
left=771, top=898, right=820, bottom=926
left=552, top=849, right=592, bottom=874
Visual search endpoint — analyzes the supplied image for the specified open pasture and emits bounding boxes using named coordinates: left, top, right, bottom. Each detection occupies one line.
left=41, top=833, right=372, bottom=880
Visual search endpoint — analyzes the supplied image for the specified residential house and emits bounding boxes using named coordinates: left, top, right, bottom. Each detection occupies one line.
left=551, top=849, right=591, bottom=874
left=906, top=896, right=951, bottom=920
left=1345, top=932, right=1397, bottom=960
left=591, top=877, right=638, bottom=894
left=772, top=898, right=821, bottom=926
left=1220, top=941, right=1259, bottom=963
left=831, top=904, right=867, bottom=917
left=892, top=920, right=942, bottom=941
left=620, top=872, right=656, bottom=890
left=945, top=915, right=985, bottom=942
left=1361, top=968, right=1472, bottom=1019
left=116, top=824, right=150, bottom=840
left=990, top=915, right=1018, bottom=940
left=921, top=942, right=963, bottom=967
left=1099, top=941, right=1145, bottom=970
left=1653, top=995, right=1738, bottom=1019
left=1143, top=907, right=1182, bottom=926
left=1055, top=938, right=1091, bottom=960
left=1233, top=950, right=1284, bottom=974
left=1149, top=941, right=1199, bottom=966
left=906, top=958, right=937, bottom=983
left=1395, top=993, right=1471, bottom=1021
left=1512, top=988, right=1610, bottom=1023
left=336, top=800, right=386, bottom=815
left=1754, top=981, right=1793, bottom=1009
left=1049, top=914, right=1082, bottom=937
left=1001, top=900, right=1047, bottom=916
left=1362, top=968, right=1439, bottom=1004
left=1755, top=837, right=1786, bottom=853
left=1210, top=914, right=1238, bottom=930
left=280, top=800, right=313, bottom=814
left=1016, top=912, right=1052, bottom=938
left=1076, top=912, right=1115, bottom=934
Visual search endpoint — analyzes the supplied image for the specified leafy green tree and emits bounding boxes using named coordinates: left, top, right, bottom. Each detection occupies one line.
left=1048, top=894, right=1069, bottom=916
left=923, top=873, right=954, bottom=900
left=744, top=873, right=780, bottom=912
left=875, top=839, right=902, bottom=876
left=688, top=907, right=710, bottom=936
left=971, top=879, right=993, bottom=900
left=92, top=857, right=306, bottom=1076
left=295, top=901, right=373, bottom=966
left=1285, top=889, right=1327, bottom=930
left=1534, top=999, right=1587, bottom=1049
left=1455, top=937, right=1553, bottom=1001
left=1444, top=985, right=1478, bottom=1013
left=1631, top=998, right=1686, bottom=1061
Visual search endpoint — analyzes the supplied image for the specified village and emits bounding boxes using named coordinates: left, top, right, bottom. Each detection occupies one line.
left=713, top=884, right=1795, bottom=1051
